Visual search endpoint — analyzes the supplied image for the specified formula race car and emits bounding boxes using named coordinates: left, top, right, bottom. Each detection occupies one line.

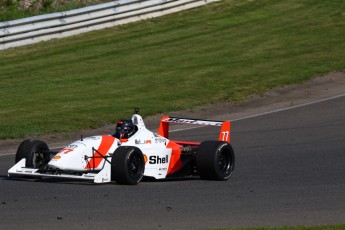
left=8, top=113, right=235, bottom=185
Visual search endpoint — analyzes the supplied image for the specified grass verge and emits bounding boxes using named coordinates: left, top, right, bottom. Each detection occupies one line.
left=0, top=0, right=111, bottom=22
left=1, top=0, right=345, bottom=139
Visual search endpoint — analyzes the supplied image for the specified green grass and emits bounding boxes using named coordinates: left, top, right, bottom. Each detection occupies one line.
left=1, top=0, right=345, bottom=139
left=0, top=0, right=112, bottom=22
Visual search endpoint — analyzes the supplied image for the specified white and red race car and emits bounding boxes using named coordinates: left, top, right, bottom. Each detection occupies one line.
left=8, top=113, right=235, bottom=185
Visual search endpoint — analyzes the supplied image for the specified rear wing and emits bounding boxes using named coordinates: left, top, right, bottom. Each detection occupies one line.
left=158, top=116, right=231, bottom=143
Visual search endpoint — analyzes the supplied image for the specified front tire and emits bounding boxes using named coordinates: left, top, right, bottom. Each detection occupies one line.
left=196, top=141, right=235, bottom=180
left=15, top=139, right=50, bottom=169
left=111, top=146, right=145, bottom=185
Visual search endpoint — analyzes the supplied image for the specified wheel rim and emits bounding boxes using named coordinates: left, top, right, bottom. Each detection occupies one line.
left=32, top=148, right=46, bottom=168
left=218, top=150, right=231, bottom=175
left=128, top=153, right=143, bottom=178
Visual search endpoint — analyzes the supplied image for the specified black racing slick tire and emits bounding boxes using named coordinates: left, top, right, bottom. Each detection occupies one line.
left=15, top=139, right=50, bottom=169
left=196, top=141, right=235, bottom=180
left=111, top=146, right=145, bottom=185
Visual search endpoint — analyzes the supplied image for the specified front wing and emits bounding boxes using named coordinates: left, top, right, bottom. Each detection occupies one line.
left=8, top=158, right=112, bottom=183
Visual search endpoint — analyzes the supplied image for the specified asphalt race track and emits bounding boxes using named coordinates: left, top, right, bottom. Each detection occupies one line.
left=1, top=95, right=345, bottom=230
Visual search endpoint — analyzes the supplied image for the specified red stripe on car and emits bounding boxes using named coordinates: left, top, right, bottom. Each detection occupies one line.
left=167, top=141, right=183, bottom=175
left=85, top=135, right=115, bottom=169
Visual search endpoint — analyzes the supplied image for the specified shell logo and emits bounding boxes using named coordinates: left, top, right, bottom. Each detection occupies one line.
left=143, top=154, right=148, bottom=164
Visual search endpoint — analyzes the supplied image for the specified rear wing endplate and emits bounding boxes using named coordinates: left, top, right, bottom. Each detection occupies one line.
left=158, top=116, right=231, bottom=143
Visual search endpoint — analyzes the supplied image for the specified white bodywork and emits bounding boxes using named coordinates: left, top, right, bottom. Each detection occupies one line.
left=8, top=114, right=173, bottom=183
left=8, top=114, right=232, bottom=184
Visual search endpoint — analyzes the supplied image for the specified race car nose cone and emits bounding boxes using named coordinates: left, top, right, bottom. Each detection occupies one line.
left=48, top=157, right=64, bottom=169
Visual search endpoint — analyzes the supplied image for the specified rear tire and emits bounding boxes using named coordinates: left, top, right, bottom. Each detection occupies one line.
left=111, top=146, right=145, bottom=185
left=196, top=141, right=235, bottom=180
left=15, top=139, right=50, bottom=169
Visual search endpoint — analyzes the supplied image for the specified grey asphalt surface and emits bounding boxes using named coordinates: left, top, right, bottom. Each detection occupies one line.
left=1, top=95, right=345, bottom=229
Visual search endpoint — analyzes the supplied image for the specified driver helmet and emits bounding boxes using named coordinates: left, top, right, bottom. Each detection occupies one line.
left=114, top=119, right=136, bottom=139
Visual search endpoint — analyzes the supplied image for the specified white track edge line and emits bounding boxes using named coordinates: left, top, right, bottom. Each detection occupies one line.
left=230, top=92, right=345, bottom=122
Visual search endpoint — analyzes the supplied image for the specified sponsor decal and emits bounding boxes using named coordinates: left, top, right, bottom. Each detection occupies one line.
left=149, top=155, right=169, bottom=164
left=135, top=139, right=152, bottom=144
left=218, top=143, right=229, bottom=152
left=155, top=137, right=166, bottom=144
left=58, top=148, right=73, bottom=154
left=165, top=118, right=223, bottom=126
left=88, top=136, right=101, bottom=140
left=67, top=144, right=78, bottom=149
